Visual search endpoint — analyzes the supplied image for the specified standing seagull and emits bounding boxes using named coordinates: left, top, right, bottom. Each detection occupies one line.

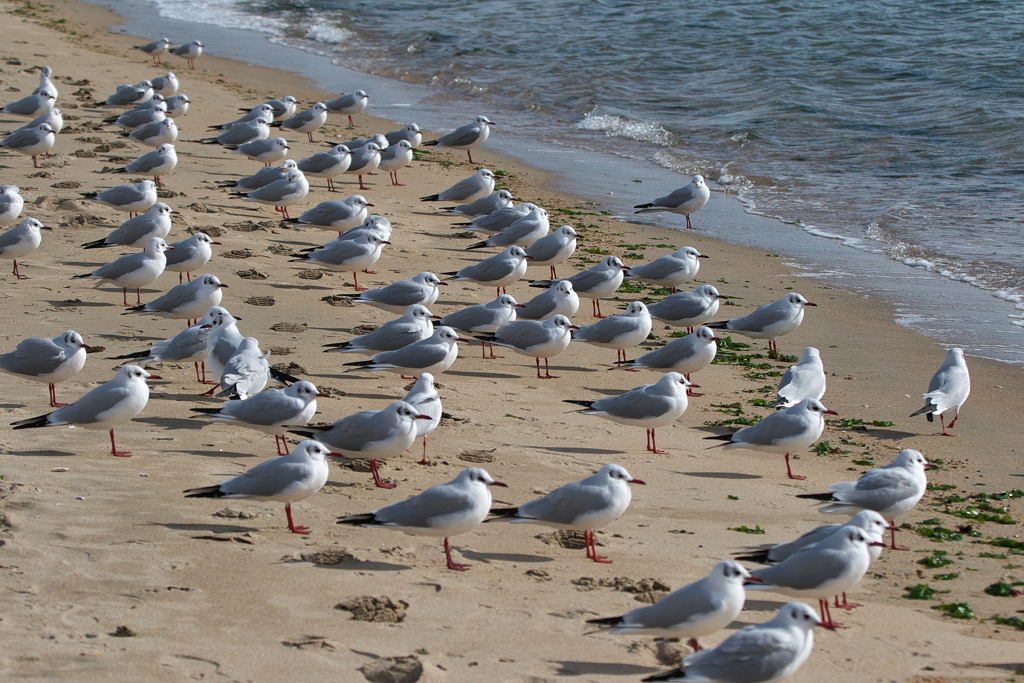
left=164, top=232, right=220, bottom=283
left=80, top=203, right=176, bottom=249
left=706, top=292, right=816, bottom=358
left=488, top=464, right=644, bottom=563
left=797, top=449, right=935, bottom=550
left=1, top=88, right=56, bottom=118
left=0, top=217, right=50, bottom=279
left=85, top=180, right=158, bottom=217
left=516, top=281, right=579, bottom=322
left=479, top=315, right=578, bottom=379
left=403, top=373, right=442, bottom=465
left=566, top=372, right=693, bottom=454
left=705, top=398, right=836, bottom=480
left=615, top=326, right=719, bottom=388
left=439, top=294, right=518, bottom=359
left=649, top=284, right=725, bottom=332
left=114, top=143, right=177, bottom=188
left=279, top=102, right=328, bottom=143
left=343, top=142, right=382, bottom=190
left=587, top=561, right=751, bottom=650
left=191, top=381, right=323, bottom=455
left=338, top=467, right=507, bottom=570
left=73, top=237, right=170, bottom=306
left=340, top=272, right=446, bottom=314
left=624, top=246, right=706, bottom=292
left=0, top=185, right=24, bottom=225
left=172, top=40, right=204, bottom=69
left=287, top=194, right=372, bottom=231
left=910, top=347, right=970, bottom=436
left=122, top=273, right=226, bottom=323
left=447, top=189, right=513, bottom=217
left=185, top=440, right=336, bottom=534
left=290, top=400, right=433, bottom=488
left=0, top=330, right=89, bottom=407
left=386, top=122, right=422, bottom=148
left=465, top=206, right=549, bottom=251
left=457, top=202, right=536, bottom=236
left=233, top=169, right=308, bottom=219
left=134, top=37, right=173, bottom=63
left=525, top=225, right=577, bottom=279
left=111, top=305, right=229, bottom=383
left=641, top=602, right=829, bottom=683
left=444, top=245, right=532, bottom=294
left=343, top=327, right=464, bottom=378
left=127, top=118, right=177, bottom=147
left=10, top=365, right=160, bottom=457
left=378, top=140, right=414, bottom=186
left=290, top=231, right=389, bottom=291
left=0, top=123, right=55, bottom=168
left=530, top=255, right=627, bottom=318
left=422, top=116, right=495, bottom=164
left=634, top=175, right=711, bottom=230
left=150, top=72, right=179, bottom=97
left=774, top=347, right=826, bottom=408
left=217, top=337, right=270, bottom=400
left=323, top=304, right=438, bottom=355
left=325, top=90, right=368, bottom=126
left=421, top=169, right=496, bottom=203
left=571, top=300, right=652, bottom=363
left=229, top=136, right=291, bottom=166
left=297, top=144, right=351, bottom=192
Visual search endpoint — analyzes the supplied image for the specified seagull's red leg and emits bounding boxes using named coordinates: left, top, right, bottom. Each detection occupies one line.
left=444, top=537, right=470, bottom=571
left=370, top=459, right=396, bottom=489
left=285, top=503, right=310, bottom=534
left=110, top=430, right=131, bottom=457
left=784, top=453, right=806, bottom=480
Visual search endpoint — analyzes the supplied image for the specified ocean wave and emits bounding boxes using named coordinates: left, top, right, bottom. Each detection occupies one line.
left=306, top=22, right=353, bottom=45
left=143, top=0, right=287, bottom=35
left=574, top=110, right=673, bottom=146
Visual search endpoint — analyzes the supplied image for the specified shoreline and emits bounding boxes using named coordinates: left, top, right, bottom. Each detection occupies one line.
left=86, top=0, right=1024, bottom=367
left=0, top=1, right=1022, bottom=681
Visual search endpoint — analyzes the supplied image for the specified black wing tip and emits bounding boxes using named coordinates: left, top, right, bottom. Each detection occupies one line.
left=110, top=350, right=151, bottom=360
left=10, top=414, right=51, bottom=430
left=563, top=400, right=595, bottom=409
left=733, top=551, right=771, bottom=564
left=795, top=492, right=835, bottom=502
left=465, top=242, right=488, bottom=250
left=703, top=433, right=734, bottom=442
left=422, top=140, right=438, bottom=147
left=634, top=203, right=653, bottom=209
left=270, top=368, right=300, bottom=384
left=189, top=407, right=222, bottom=415
left=183, top=485, right=224, bottom=498
left=342, top=359, right=375, bottom=367
left=641, top=671, right=684, bottom=682
left=487, top=507, right=520, bottom=518
left=584, top=615, right=624, bottom=627
left=337, top=513, right=377, bottom=526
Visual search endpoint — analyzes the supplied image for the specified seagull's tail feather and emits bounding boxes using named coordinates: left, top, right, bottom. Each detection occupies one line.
left=183, top=485, right=225, bottom=498
left=421, top=140, right=438, bottom=148
left=465, top=241, right=489, bottom=250
left=703, top=433, right=734, bottom=442
left=910, top=401, right=937, bottom=418
left=109, top=349, right=152, bottom=360
left=80, top=238, right=110, bottom=249
left=732, top=549, right=772, bottom=564
left=420, top=193, right=440, bottom=202
left=343, top=359, right=375, bottom=368
left=704, top=321, right=729, bottom=330
left=337, top=512, right=378, bottom=526
left=486, top=507, right=520, bottom=521
left=189, top=407, right=222, bottom=416
left=584, top=615, right=626, bottom=628
left=270, top=367, right=300, bottom=385
left=11, top=413, right=52, bottom=430
left=563, top=400, right=595, bottom=409
left=795, top=492, right=837, bottom=502
left=641, top=670, right=685, bottom=683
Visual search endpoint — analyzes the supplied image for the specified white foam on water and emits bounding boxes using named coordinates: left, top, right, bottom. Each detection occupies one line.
left=574, top=109, right=673, bottom=146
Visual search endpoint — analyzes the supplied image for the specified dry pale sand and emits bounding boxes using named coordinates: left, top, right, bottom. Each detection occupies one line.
left=0, top=2, right=1022, bottom=681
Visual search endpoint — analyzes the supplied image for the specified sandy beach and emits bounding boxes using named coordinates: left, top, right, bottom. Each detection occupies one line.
left=0, top=1, right=1022, bottom=680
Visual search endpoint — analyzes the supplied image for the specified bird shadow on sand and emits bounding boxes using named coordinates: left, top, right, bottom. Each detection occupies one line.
left=314, top=559, right=411, bottom=572
left=8, top=449, right=78, bottom=457
left=459, top=549, right=554, bottom=564
left=550, top=661, right=660, bottom=677
left=267, top=282, right=335, bottom=291
left=677, top=471, right=762, bottom=480
left=741, top=599, right=788, bottom=612
left=45, top=297, right=114, bottom=307
left=174, top=449, right=260, bottom=460
left=445, top=369, right=521, bottom=380
left=342, top=391, right=399, bottom=401
left=155, top=522, right=260, bottom=534
left=579, top=385, right=627, bottom=396
left=853, top=428, right=917, bottom=440
left=524, top=445, right=626, bottom=456
left=135, top=416, right=207, bottom=431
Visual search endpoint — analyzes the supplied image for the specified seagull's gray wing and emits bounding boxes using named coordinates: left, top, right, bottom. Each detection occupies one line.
left=96, top=185, right=145, bottom=206
left=1, top=128, right=43, bottom=149
left=373, top=483, right=475, bottom=528
left=354, top=322, right=423, bottom=351
left=728, top=302, right=789, bottom=333
left=574, top=315, right=643, bottom=344
left=517, top=480, right=615, bottom=526
left=684, top=627, right=800, bottom=681
left=0, top=228, right=26, bottom=252
left=247, top=179, right=299, bottom=202
left=164, top=241, right=201, bottom=268
left=148, top=327, right=208, bottom=361
left=655, top=184, right=699, bottom=208
left=440, top=306, right=498, bottom=333
left=370, top=280, right=428, bottom=307
left=515, top=294, right=557, bottom=320
left=298, top=153, right=341, bottom=174
left=567, top=268, right=615, bottom=293
left=493, top=322, right=555, bottom=350
left=219, top=390, right=301, bottom=425
left=732, top=410, right=807, bottom=447
left=47, top=383, right=132, bottom=426
left=89, top=252, right=147, bottom=280
left=0, top=337, right=65, bottom=375
left=628, top=254, right=684, bottom=281
left=753, top=548, right=848, bottom=591
left=124, top=151, right=166, bottom=174
left=625, top=579, right=724, bottom=630
left=830, top=467, right=918, bottom=509
left=436, top=124, right=482, bottom=148
left=374, top=341, right=449, bottom=368
left=590, top=389, right=674, bottom=420
left=459, top=256, right=515, bottom=281
left=299, top=201, right=355, bottom=225
left=218, top=459, right=317, bottom=498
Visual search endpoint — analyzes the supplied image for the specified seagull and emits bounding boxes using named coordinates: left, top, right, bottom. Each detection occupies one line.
left=704, top=398, right=836, bottom=480
left=290, top=400, right=434, bottom=488
left=164, top=232, right=220, bottom=283
left=297, top=144, right=352, bottom=192
left=339, top=272, right=446, bottom=314
left=203, top=117, right=270, bottom=145
left=73, top=236, right=170, bottom=306
left=465, top=206, right=549, bottom=251
left=456, top=202, right=536, bottom=236
left=624, top=246, right=707, bottom=292
left=587, top=560, right=750, bottom=650
left=735, top=510, right=889, bottom=609
left=290, top=231, right=389, bottom=290
left=161, top=94, right=190, bottom=118
left=566, top=372, right=692, bottom=454
left=403, top=373, right=442, bottom=465
left=127, top=118, right=177, bottom=147
left=343, top=142, right=382, bottom=190
left=111, top=305, right=230, bottom=383
left=530, top=255, right=627, bottom=318
left=488, top=464, right=644, bottom=563
left=706, top=292, right=816, bottom=357
left=641, top=602, right=829, bottom=682
left=228, top=136, right=291, bottom=166
left=336, top=133, right=387, bottom=151
left=343, top=327, right=464, bottom=378
left=515, top=280, right=579, bottom=322
left=10, top=107, right=63, bottom=135
left=232, top=169, right=308, bottom=220
left=0, top=217, right=50, bottom=279
left=134, top=37, right=173, bottom=63
left=109, top=100, right=166, bottom=131
left=150, top=72, right=179, bottom=97
left=378, top=140, right=414, bottom=186
left=439, top=294, right=518, bottom=359
left=219, top=159, right=297, bottom=192
left=113, top=143, right=177, bottom=188
left=325, top=90, right=369, bottom=126
left=0, top=185, right=24, bottom=225
left=422, top=115, right=495, bottom=164
left=86, top=180, right=158, bottom=217
left=0, top=123, right=55, bottom=168
left=797, top=449, right=936, bottom=550
left=81, top=203, right=176, bottom=249
left=745, top=526, right=885, bottom=629
left=191, top=381, right=323, bottom=455
left=202, top=310, right=244, bottom=384
left=571, top=300, right=652, bottom=363
left=287, top=194, right=372, bottom=231
left=648, top=284, right=725, bottom=332
left=478, top=314, right=577, bottom=379
left=525, top=225, right=577, bottom=279
left=324, top=304, right=438, bottom=355
left=443, top=245, right=532, bottom=294
left=421, top=169, right=496, bottom=203
left=217, top=337, right=270, bottom=399
left=445, top=189, right=514, bottom=218
left=0, top=330, right=89, bottom=407
left=249, top=96, right=297, bottom=121
left=213, top=103, right=275, bottom=131
left=172, top=40, right=204, bottom=69
left=910, top=347, right=970, bottom=436
left=634, top=175, right=711, bottom=230
left=122, top=273, right=227, bottom=323
left=1, top=88, right=56, bottom=118
left=337, top=467, right=507, bottom=569
left=774, top=347, right=826, bottom=408
left=184, top=439, right=336, bottom=534
left=615, top=326, right=719, bottom=388
left=384, top=122, right=421, bottom=148
left=10, top=365, right=159, bottom=457
left=279, top=102, right=328, bottom=143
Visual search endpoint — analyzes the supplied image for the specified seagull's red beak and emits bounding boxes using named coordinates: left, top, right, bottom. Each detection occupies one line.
left=805, top=302, right=818, bottom=306
left=628, top=478, right=646, bottom=485
left=489, top=480, right=508, bottom=487
left=823, top=409, right=838, bottom=415
left=146, top=374, right=163, bottom=380
left=217, top=284, right=229, bottom=288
